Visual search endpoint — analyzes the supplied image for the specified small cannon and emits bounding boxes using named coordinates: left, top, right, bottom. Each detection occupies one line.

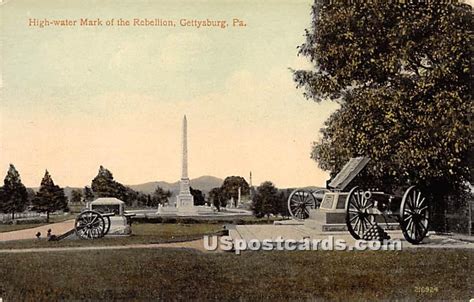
left=74, top=198, right=136, bottom=239
left=74, top=210, right=114, bottom=239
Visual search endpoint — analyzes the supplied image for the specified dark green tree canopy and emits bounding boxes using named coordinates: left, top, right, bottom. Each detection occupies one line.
left=70, top=189, right=83, bottom=204
left=91, top=166, right=136, bottom=205
left=209, top=187, right=224, bottom=210
left=294, top=1, right=472, bottom=199
left=83, top=186, right=94, bottom=202
left=151, top=185, right=172, bottom=206
left=31, top=170, right=68, bottom=222
left=0, top=164, right=28, bottom=219
left=251, top=181, right=280, bottom=219
left=220, top=176, right=250, bottom=203
left=190, top=187, right=205, bottom=206
left=295, top=1, right=471, bottom=103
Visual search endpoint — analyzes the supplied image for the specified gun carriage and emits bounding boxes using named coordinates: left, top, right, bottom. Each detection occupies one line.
left=74, top=198, right=136, bottom=239
left=287, top=157, right=430, bottom=244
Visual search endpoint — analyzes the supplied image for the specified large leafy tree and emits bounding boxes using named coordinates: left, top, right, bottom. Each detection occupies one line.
left=220, top=176, right=250, bottom=206
left=31, top=170, right=68, bottom=222
left=0, top=164, right=28, bottom=219
left=251, top=181, right=280, bottom=219
left=294, top=1, right=472, bottom=228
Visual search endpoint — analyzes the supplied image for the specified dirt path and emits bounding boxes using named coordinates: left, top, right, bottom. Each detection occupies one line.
left=0, top=219, right=75, bottom=242
left=0, top=239, right=215, bottom=253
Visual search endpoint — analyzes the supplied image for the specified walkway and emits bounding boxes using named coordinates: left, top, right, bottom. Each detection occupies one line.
left=0, top=239, right=213, bottom=254
left=0, top=219, right=75, bottom=242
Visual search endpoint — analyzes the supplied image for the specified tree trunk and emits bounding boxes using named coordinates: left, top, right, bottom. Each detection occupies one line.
left=11, top=211, right=15, bottom=220
left=46, top=211, right=50, bottom=223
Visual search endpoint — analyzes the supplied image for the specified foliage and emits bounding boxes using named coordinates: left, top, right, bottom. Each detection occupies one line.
left=151, top=185, right=172, bottom=207
left=277, top=189, right=292, bottom=218
left=190, top=187, right=205, bottom=206
left=70, top=189, right=83, bottom=204
left=31, top=170, right=68, bottom=222
left=0, top=164, right=28, bottom=219
left=252, top=181, right=280, bottom=218
left=220, top=176, right=250, bottom=206
left=83, top=186, right=94, bottom=202
left=294, top=1, right=472, bottom=227
left=91, top=166, right=137, bottom=206
left=208, top=187, right=223, bottom=210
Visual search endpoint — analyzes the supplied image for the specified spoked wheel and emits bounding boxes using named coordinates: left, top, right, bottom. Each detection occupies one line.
left=75, top=210, right=106, bottom=239
left=103, top=215, right=111, bottom=236
left=400, top=186, right=429, bottom=244
left=345, top=186, right=376, bottom=240
left=287, top=189, right=317, bottom=220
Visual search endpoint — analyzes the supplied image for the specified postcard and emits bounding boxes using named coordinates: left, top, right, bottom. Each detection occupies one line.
left=0, top=0, right=472, bottom=301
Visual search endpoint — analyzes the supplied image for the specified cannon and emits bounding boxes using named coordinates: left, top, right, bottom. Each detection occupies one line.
left=287, top=188, right=328, bottom=220
left=287, top=157, right=430, bottom=244
left=74, top=210, right=114, bottom=239
left=74, top=209, right=136, bottom=239
left=345, top=185, right=429, bottom=244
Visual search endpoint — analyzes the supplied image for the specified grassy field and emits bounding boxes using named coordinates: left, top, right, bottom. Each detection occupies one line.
left=0, top=214, right=76, bottom=233
left=0, top=223, right=223, bottom=249
left=0, top=249, right=471, bottom=301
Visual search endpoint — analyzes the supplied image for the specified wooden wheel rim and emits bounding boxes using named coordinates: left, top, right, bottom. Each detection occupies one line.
left=400, top=186, right=429, bottom=244
left=288, top=189, right=316, bottom=220
left=345, top=186, right=375, bottom=240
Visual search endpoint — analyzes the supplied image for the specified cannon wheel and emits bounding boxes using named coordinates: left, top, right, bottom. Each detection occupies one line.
left=287, top=189, right=318, bottom=220
left=75, top=210, right=106, bottom=239
left=400, top=186, right=429, bottom=244
left=345, top=186, right=375, bottom=240
left=103, top=215, right=111, bottom=236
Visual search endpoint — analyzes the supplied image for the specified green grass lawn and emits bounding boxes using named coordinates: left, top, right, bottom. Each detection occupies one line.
left=0, top=214, right=76, bottom=233
left=0, top=223, right=223, bottom=249
left=0, top=249, right=471, bottom=301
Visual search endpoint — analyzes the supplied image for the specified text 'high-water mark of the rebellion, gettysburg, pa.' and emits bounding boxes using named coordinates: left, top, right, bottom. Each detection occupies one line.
left=28, top=18, right=247, bottom=29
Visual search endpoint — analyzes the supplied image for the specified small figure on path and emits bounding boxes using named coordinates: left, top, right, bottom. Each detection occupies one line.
left=47, top=229, right=52, bottom=238
left=35, top=232, right=41, bottom=239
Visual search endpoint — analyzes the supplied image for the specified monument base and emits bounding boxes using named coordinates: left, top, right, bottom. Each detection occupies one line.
left=176, top=206, right=199, bottom=216
left=176, top=193, right=194, bottom=208
left=107, top=216, right=131, bottom=235
left=304, top=209, right=400, bottom=232
left=156, top=204, right=214, bottom=216
left=157, top=205, right=178, bottom=216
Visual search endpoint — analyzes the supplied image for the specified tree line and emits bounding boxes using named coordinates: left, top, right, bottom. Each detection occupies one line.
left=0, top=164, right=67, bottom=222
left=208, top=176, right=290, bottom=218
left=0, top=164, right=209, bottom=221
left=0, top=164, right=293, bottom=221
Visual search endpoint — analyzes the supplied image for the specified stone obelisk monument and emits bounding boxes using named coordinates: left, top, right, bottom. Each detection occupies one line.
left=176, top=115, right=194, bottom=209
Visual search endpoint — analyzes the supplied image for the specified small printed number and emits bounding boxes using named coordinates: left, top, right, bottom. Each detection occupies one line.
left=414, top=286, right=439, bottom=294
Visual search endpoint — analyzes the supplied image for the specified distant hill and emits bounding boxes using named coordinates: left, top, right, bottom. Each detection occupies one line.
left=127, top=175, right=224, bottom=196
left=30, top=175, right=224, bottom=200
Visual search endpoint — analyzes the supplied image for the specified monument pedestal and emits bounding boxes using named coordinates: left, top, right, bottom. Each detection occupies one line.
left=305, top=191, right=400, bottom=232
left=304, top=209, right=347, bottom=232
left=157, top=205, right=178, bottom=216
left=107, top=216, right=131, bottom=235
